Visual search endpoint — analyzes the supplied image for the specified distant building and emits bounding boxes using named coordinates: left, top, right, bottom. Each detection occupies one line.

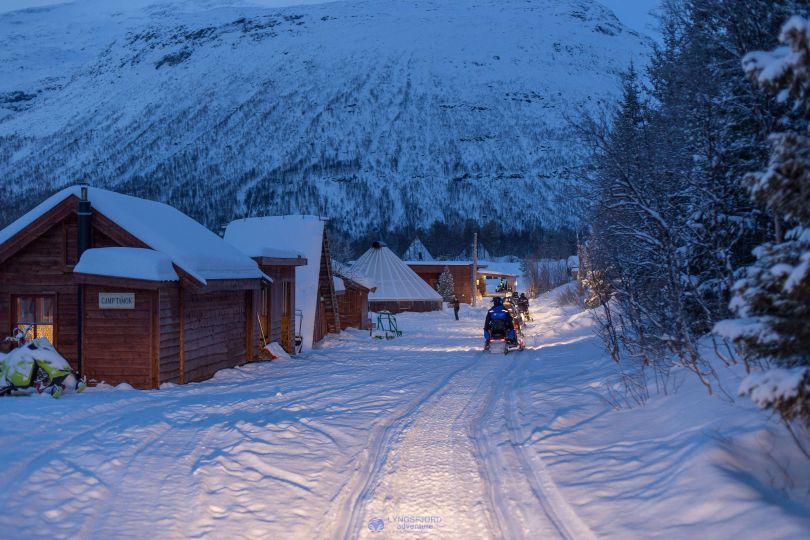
left=351, top=241, right=442, bottom=313
left=405, top=261, right=483, bottom=304
left=333, top=261, right=376, bottom=331
left=402, top=238, right=434, bottom=262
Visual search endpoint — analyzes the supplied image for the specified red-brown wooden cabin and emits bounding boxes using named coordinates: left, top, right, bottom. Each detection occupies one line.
left=0, top=185, right=269, bottom=389
left=404, top=261, right=483, bottom=304
left=333, top=261, right=376, bottom=331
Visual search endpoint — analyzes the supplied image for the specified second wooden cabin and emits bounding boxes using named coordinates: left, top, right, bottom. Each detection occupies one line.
left=225, top=215, right=340, bottom=351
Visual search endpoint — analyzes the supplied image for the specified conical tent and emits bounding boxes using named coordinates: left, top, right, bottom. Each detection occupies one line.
left=351, top=241, right=443, bottom=313
left=402, top=238, right=434, bottom=262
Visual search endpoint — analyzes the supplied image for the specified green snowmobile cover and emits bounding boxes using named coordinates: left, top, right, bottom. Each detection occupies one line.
left=2, top=338, right=73, bottom=388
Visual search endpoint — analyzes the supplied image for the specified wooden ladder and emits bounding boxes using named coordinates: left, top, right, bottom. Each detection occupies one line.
left=321, top=230, right=341, bottom=334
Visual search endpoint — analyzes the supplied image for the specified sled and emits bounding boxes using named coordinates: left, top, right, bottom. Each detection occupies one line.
left=373, top=311, right=402, bottom=340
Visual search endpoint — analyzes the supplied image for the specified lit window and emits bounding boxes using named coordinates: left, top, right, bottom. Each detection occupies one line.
left=13, top=296, right=55, bottom=345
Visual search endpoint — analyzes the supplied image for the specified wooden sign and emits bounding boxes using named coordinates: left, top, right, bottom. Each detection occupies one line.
left=99, top=292, right=135, bottom=309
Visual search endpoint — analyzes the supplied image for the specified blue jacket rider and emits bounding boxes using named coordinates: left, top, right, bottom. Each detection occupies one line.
left=484, top=297, right=516, bottom=349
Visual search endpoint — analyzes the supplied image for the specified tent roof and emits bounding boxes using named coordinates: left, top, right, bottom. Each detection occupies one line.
left=0, top=186, right=264, bottom=285
left=350, top=243, right=442, bottom=302
left=225, top=215, right=326, bottom=351
left=402, top=237, right=434, bottom=262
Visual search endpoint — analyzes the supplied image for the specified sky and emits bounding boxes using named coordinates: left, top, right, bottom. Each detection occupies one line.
left=598, top=0, right=662, bottom=39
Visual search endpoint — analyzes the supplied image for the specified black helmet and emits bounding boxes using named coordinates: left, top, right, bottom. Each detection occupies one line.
left=492, top=296, right=503, bottom=306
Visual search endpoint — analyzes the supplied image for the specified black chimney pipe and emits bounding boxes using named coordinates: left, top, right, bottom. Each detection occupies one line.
left=77, top=183, right=91, bottom=255
left=76, top=182, right=91, bottom=376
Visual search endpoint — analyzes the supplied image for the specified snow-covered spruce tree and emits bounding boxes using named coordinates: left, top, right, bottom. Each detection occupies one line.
left=717, top=16, right=810, bottom=431
left=437, top=266, right=455, bottom=302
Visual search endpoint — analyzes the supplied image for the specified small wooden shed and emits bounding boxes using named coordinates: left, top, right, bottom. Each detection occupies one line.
left=0, top=186, right=268, bottom=389
left=333, top=262, right=376, bottom=331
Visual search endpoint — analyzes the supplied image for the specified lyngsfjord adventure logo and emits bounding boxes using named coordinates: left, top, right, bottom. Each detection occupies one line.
left=368, top=515, right=442, bottom=533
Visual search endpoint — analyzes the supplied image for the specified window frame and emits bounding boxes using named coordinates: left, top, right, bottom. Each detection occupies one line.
left=10, top=294, right=57, bottom=346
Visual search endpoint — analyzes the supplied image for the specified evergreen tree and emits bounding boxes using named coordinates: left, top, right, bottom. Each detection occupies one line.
left=718, top=17, right=810, bottom=429
left=437, top=266, right=456, bottom=301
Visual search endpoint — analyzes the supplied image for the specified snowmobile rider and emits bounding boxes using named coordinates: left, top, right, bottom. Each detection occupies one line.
left=519, top=292, right=529, bottom=311
left=484, top=296, right=517, bottom=350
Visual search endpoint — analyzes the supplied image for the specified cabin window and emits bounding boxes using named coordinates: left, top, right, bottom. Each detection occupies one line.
left=13, top=295, right=56, bottom=344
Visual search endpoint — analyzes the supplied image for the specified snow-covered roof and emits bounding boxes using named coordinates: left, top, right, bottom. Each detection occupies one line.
left=74, top=247, right=180, bottom=282
left=567, top=255, right=580, bottom=269
left=333, top=276, right=346, bottom=294
left=252, top=247, right=306, bottom=260
left=224, top=216, right=326, bottom=351
left=402, top=238, right=434, bottom=262
left=350, top=242, right=442, bottom=302
left=333, top=259, right=377, bottom=291
left=0, top=186, right=264, bottom=285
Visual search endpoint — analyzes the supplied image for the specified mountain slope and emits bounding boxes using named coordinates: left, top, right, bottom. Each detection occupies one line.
left=0, top=0, right=649, bottom=235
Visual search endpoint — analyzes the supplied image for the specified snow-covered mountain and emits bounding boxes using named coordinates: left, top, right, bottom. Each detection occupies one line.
left=0, top=0, right=648, bottom=236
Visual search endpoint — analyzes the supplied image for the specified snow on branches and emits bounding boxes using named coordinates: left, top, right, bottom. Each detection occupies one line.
left=717, top=15, right=810, bottom=428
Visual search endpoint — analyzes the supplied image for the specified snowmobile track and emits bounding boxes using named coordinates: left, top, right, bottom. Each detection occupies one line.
left=329, top=354, right=485, bottom=540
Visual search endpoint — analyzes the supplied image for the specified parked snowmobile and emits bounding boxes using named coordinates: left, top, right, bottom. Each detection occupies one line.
left=0, top=335, right=86, bottom=398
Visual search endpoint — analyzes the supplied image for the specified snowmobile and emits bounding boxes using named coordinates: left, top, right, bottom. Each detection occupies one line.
left=484, top=319, right=525, bottom=355
left=0, top=335, right=86, bottom=398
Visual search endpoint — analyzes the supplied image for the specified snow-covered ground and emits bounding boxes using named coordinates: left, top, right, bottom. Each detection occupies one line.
left=0, top=290, right=808, bottom=538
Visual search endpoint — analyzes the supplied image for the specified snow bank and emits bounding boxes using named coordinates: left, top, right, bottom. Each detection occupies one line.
left=265, top=341, right=291, bottom=360
left=74, top=247, right=179, bottom=282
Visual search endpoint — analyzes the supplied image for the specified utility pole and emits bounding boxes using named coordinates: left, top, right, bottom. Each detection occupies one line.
left=471, top=232, right=478, bottom=307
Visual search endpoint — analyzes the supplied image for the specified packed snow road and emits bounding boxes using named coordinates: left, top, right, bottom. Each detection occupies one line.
left=0, top=296, right=584, bottom=539
left=1, top=291, right=808, bottom=539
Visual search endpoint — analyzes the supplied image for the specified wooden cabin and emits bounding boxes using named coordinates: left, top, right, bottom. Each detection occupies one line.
left=477, top=269, right=518, bottom=297
left=0, top=185, right=268, bottom=389
left=333, top=262, right=376, bottom=330
left=405, top=261, right=482, bottom=304
left=225, top=216, right=340, bottom=351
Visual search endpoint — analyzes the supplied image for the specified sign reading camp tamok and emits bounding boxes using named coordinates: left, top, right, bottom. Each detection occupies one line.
left=99, top=292, right=135, bottom=309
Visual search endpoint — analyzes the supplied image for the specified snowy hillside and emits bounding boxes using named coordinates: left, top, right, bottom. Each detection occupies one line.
left=0, top=0, right=648, bottom=234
